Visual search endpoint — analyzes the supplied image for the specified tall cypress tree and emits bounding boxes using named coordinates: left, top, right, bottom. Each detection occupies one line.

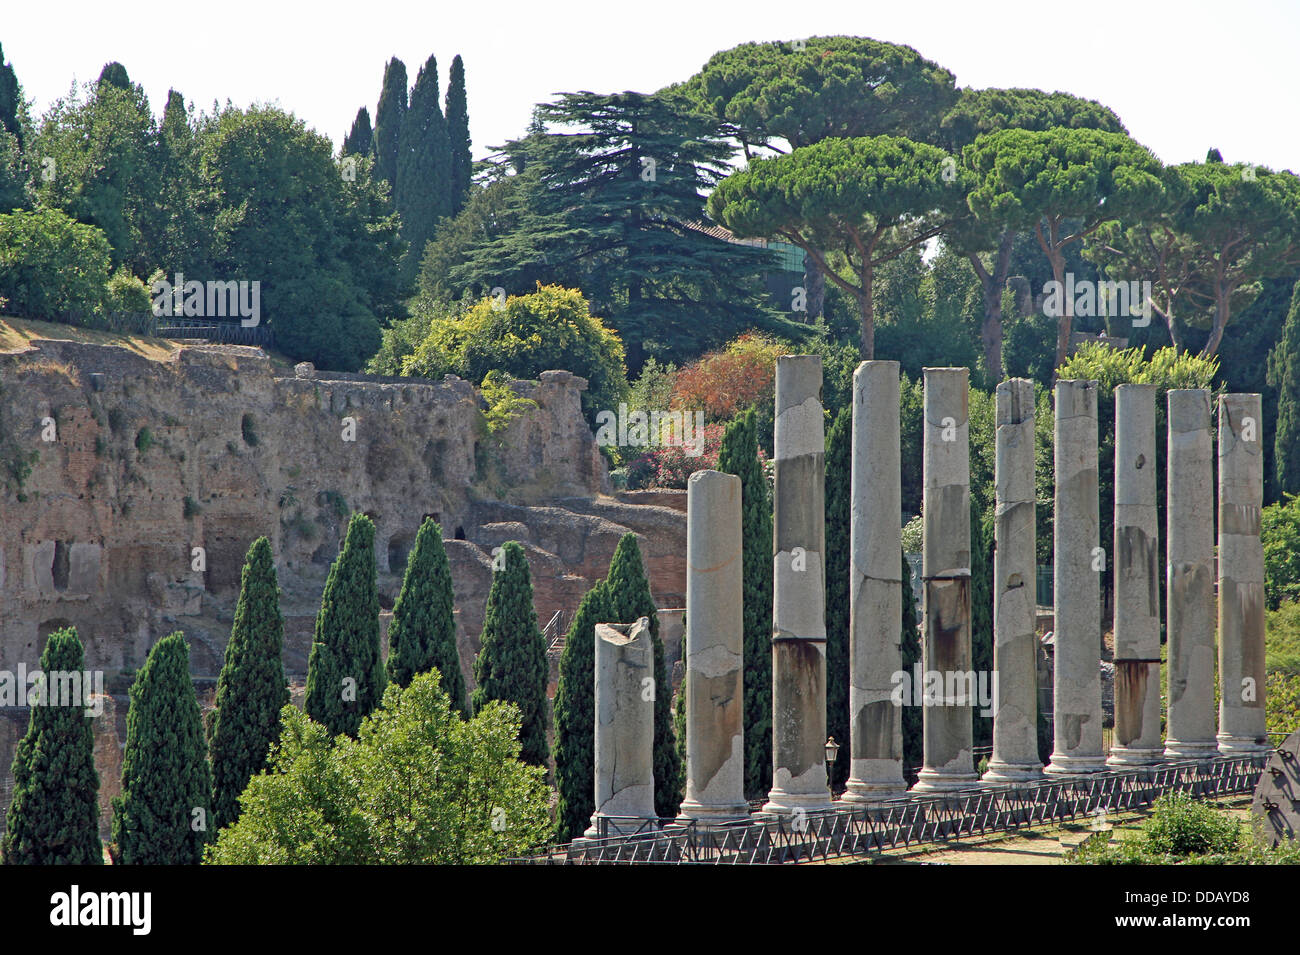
left=386, top=518, right=465, bottom=713
left=111, top=632, right=212, bottom=865
left=472, top=541, right=549, bottom=767
left=305, top=513, right=386, bottom=738
left=96, top=61, right=131, bottom=91
left=970, top=497, right=995, bottom=760
left=208, top=537, right=288, bottom=832
left=717, top=409, right=773, bottom=800
left=444, top=54, right=472, bottom=217
left=824, top=405, right=851, bottom=788
left=605, top=533, right=681, bottom=817
left=1269, top=278, right=1300, bottom=496
left=900, top=548, right=923, bottom=780
left=343, top=106, right=373, bottom=157
left=0, top=42, right=22, bottom=148
left=1, top=628, right=101, bottom=865
left=372, top=57, right=407, bottom=190
left=396, top=53, right=451, bottom=283
left=551, top=579, right=613, bottom=841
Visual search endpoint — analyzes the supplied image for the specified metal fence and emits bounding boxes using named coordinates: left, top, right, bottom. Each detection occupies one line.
left=42, top=310, right=275, bottom=348
left=510, top=754, right=1266, bottom=865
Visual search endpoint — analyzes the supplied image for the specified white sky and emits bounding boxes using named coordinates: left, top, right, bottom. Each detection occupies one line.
left=3, top=0, right=1298, bottom=170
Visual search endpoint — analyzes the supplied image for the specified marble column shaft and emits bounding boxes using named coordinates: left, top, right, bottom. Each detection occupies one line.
left=1217, top=394, right=1268, bottom=753
left=764, top=355, right=831, bottom=812
left=679, top=469, right=749, bottom=820
left=1046, top=379, right=1106, bottom=774
left=585, top=619, right=656, bottom=838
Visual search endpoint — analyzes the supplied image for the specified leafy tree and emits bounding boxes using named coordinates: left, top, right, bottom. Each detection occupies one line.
left=0, top=628, right=101, bottom=865
left=208, top=537, right=289, bottom=832
left=603, top=533, right=681, bottom=816
left=1263, top=495, right=1300, bottom=611
left=964, top=127, right=1167, bottom=369
left=0, top=41, right=23, bottom=147
left=343, top=106, right=373, bottom=156
left=305, top=513, right=386, bottom=738
left=716, top=409, right=773, bottom=799
left=206, top=675, right=551, bottom=864
left=709, top=134, right=968, bottom=357
left=551, top=579, right=613, bottom=841
left=111, top=632, right=212, bottom=865
left=386, top=518, right=466, bottom=714
left=0, top=207, right=113, bottom=317
left=1270, top=279, right=1300, bottom=496
left=96, top=61, right=131, bottom=91
left=445, top=54, right=472, bottom=217
left=152, top=89, right=207, bottom=275
left=396, top=54, right=451, bottom=283
left=472, top=541, right=549, bottom=767
left=372, top=57, right=407, bottom=189
left=0, top=126, right=25, bottom=214
left=824, top=405, right=851, bottom=787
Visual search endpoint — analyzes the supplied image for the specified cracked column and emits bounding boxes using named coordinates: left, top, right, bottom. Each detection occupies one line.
left=764, top=355, right=832, bottom=813
left=842, top=361, right=908, bottom=801
left=678, top=469, right=749, bottom=821
left=583, top=619, right=656, bottom=838
left=914, top=367, right=978, bottom=791
left=1165, top=390, right=1218, bottom=758
left=1218, top=394, right=1269, bottom=754
left=1108, top=384, right=1164, bottom=766
left=1046, top=379, right=1106, bottom=775
left=984, top=378, right=1043, bottom=781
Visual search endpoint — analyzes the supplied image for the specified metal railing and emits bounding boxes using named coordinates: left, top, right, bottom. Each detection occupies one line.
left=509, top=754, right=1266, bottom=865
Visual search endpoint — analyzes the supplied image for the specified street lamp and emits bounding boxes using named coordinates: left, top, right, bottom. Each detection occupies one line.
left=825, top=736, right=840, bottom=797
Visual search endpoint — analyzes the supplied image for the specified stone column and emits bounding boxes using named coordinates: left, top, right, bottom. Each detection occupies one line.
left=678, top=469, right=749, bottom=821
left=984, top=378, right=1043, bottom=781
left=1165, top=390, right=1218, bottom=758
left=914, top=367, right=978, bottom=791
left=842, top=361, right=908, bottom=801
left=1218, top=394, right=1269, bottom=754
left=764, top=355, right=832, bottom=813
left=584, top=619, right=657, bottom=838
left=1108, top=384, right=1164, bottom=766
left=1046, top=379, right=1106, bottom=774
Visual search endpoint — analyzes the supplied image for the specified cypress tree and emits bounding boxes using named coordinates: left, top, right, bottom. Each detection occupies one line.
left=305, top=513, right=386, bottom=738
left=1269, top=278, right=1300, bottom=495
left=96, top=61, right=131, bottom=91
left=396, top=53, right=451, bottom=283
left=343, top=106, right=373, bottom=157
left=551, top=579, right=613, bottom=841
left=824, top=405, right=851, bottom=788
left=970, top=497, right=995, bottom=762
left=900, top=548, right=923, bottom=780
left=605, top=533, right=682, bottom=817
left=444, top=54, right=472, bottom=217
left=472, top=541, right=549, bottom=767
left=207, top=537, right=288, bottom=832
left=0, top=42, right=22, bottom=148
left=372, top=57, right=407, bottom=189
left=717, top=408, right=773, bottom=800
left=111, top=632, right=212, bottom=864
left=1, top=627, right=101, bottom=865
left=386, top=518, right=466, bottom=713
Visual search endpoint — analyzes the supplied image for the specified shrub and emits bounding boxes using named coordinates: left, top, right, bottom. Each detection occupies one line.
left=103, top=269, right=151, bottom=313
left=1263, top=494, right=1300, bottom=610
left=0, top=207, right=113, bottom=319
left=624, top=422, right=727, bottom=489
left=670, top=332, right=785, bottom=423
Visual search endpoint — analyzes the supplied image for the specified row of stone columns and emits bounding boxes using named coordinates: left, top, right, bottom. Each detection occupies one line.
left=583, top=359, right=1269, bottom=835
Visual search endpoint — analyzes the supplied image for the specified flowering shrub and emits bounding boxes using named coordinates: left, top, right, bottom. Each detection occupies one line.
left=670, top=332, right=786, bottom=423
left=625, top=423, right=731, bottom=489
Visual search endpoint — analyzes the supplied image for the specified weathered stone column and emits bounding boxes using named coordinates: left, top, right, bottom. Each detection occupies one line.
left=1108, top=384, right=1164, bottom=766
left=1046, top=379, right=1106, bottom=775
left=678, top=469, right=749, bottom=821
left=914, top=367, right=978, bottom=792
left=1218, top=394, right=1269, bottom=754
left=1165, top=389, right=1218, bottom=758
left=984, top=378, right=1043, bottom=781
left=842, top=361, right=908, bottom=801
left=764, top=355, right=832, bottom=813
left=584, top=619, right=656, bottom=838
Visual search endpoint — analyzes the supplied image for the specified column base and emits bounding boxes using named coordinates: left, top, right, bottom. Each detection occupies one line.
left=580, top=815, right=659, bottom=841
left=981, top=760, right=1045, bottom=782
left=1044, top=753, right=1107, bottom=775
left=840, top=779, right=909, bottom=803
left=675, top=801, right=751, bottom=824
left=1163, top=739, right=1219, bottom=759
left=1216, top=734, right=1270, bottom=755
left=760, top=789, right=834, bottom=814
left=912, top=769, right=980, bottom=792
left=1106, top=746, right=1165, bottom=767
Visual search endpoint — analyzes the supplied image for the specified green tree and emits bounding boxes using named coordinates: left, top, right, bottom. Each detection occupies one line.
left=824, top=405, right=851, bottom=787
left=970, top=495, right=994, bottom=756
left=900, top=548, right=923, bottom=779
left=1269, top=279, right=1300, bottom=495
left=0, top=207, right=112, bottom=317
left=551, top=579, right=613, bottom=841
left=445, top=54, right=472, bottom=217
left=0, top=41, right=23, bottom=147
left=372, top=57, right=407, bottom=189
left=111, top=632, right=212, bottom=864
left=0, top=627, right=102, bottom=865
left=386, top=518, right=466, bottom=714
left=0, top=126, right=26, bottom=214
left=151, top=89, right=207, bottom=275
left=207, top=537, right=289, bottom=832
left=206, top=674, right=551, bottom=864
left=472, top=541, right=549, bottom=767
left=343, top=106, right=373, bottom=156
left=305, top=513, right=386, bottom=738
left=396, top=54, right=451, bottom=284
left=717, top=408, right=773, bottom=799
left=604, top=532, right=681, bottom=816
left=1263, top=494, right=1300, bottom=611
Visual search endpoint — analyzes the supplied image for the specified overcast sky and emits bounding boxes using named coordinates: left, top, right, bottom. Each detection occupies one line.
left=4, top=0, right=1297, bottom=169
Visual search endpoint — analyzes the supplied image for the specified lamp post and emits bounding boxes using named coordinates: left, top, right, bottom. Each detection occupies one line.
left=825, top=736, right=840, bottom=799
